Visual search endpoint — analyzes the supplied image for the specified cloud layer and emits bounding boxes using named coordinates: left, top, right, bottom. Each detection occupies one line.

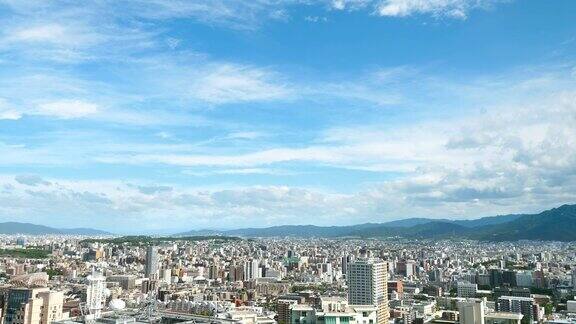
left=1, top=0, right=574, bottom=231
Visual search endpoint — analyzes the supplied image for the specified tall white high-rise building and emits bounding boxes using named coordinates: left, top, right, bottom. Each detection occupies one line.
left=244, top=259, right=260, bottom=280
left=458, top=298, right=485, bottom=324
left=145, top=246, right=159, bottom=278
left=347, top=258, right=389, bottom=324
left=86, top=271, right=106, bottom=319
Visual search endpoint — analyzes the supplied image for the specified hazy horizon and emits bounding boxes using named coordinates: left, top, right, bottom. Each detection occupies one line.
left=0, top=1, right=575, bottom=231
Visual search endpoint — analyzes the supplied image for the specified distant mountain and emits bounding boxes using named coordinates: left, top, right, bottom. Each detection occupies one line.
left=451, top=214, right=523, bottom=228
left=177, top=204, right=576, bottom=241
left=470, top=204, right=576, bottom=241
left=176, top=229, right=224, bottom=236
left=0, top=222, right=61, bottom=235
left=381, top=214, right=523, bottom=228
left=178, top=223, right=385, bottom=238
left=381, top=218, right=438, bottom=228
left=59, top=228, right=112, bottom=235
left=0, top=222, right=112, bottom=235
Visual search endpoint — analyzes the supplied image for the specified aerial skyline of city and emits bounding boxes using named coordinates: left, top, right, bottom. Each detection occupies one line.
left=2, top=3, right=576, bottom=324
left=0, top=1, right=575, bottom=232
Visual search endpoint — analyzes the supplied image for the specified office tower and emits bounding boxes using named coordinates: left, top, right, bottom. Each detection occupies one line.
left=457, top=282, right=478, bottom=298
left=515, top=271, right=533, bottom=287
left=4, top=288, right=44, bottom=324
left=502, top=270, right=518, bottom=287
left=83, top=249, right=105, bottom=262
left=276, top=299, right=298, bottom=324
left=341, top=256, right=350, bottom=277
left=458, top=299, right=485, bottom=324
left=243, top=259, right=260, bottom=280
left=86, top=272, right=106, bottom=319
left=209, top=264, right=220, bottom=280
left=429, top=269, right=443, bottom=282
left=489, top=269, right=503, bottom=287
left=38, top=290, right=64, bottom=324
left=496, top=296, right=535, bottom=324
left=16, top=237, right=26, bottom=247
left=396, top=260, right=417, bottom=277
left=230, top=264, right=243, bottom=281
left=3, top=288, right=63, bottom=324
left=347, top=258, right=389, bottom=324
left=145, top=246, right=159, bottom=279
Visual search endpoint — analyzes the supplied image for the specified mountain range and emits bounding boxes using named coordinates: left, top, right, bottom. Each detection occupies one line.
left=1, top=204, right=575, bottom=241
left=178, top=204, right=576, bottom=241
left=0, top=222, right=111, bottom=235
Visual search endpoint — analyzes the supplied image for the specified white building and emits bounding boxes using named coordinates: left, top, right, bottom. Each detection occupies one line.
left=457, top=282, right=478, bottom=298
left=145, top=246, right=159, bottom=278
left=567, top=299, right=576, bottom=313
left=86, top=271, right=106, bottom=319
left=244, top=259, right=261, bottom=280
left=347, top=258, right=388, bottom=324
left=458, top=298, right=485, bottom=324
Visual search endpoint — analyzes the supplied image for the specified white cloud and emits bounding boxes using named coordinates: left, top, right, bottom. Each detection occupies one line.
left=330, top=0, right=373, bottom=11
left=225, top=131, right=265, bottom=140
left=376, top=0, right=503, bottom=18
left=36, top=100, right=100, bottom=119
left=0, top=98, right=21, bottom=120
left=9, top=24, right=73, bottom=44
left=192, top=64, right=291, bottom=104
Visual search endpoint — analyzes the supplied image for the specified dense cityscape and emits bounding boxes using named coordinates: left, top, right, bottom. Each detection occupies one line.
left=2, top=234, right=576, bottom=324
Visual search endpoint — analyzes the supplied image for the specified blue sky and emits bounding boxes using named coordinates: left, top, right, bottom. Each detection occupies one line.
left=0, top=0, right=575, bottom=233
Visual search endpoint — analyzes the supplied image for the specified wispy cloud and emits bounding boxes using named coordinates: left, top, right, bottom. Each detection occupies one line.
left=0, top=98, right=21, bottom=120
left=375, top=0, right=505, bottom=19
left=329, top=0, right=505, bottom=19
left=190, top=64, right=292, bottom=104
left=35, top=100, right=100, bottom=119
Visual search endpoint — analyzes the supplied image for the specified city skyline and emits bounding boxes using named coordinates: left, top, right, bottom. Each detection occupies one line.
left=0, top=1, right=575, bottom=231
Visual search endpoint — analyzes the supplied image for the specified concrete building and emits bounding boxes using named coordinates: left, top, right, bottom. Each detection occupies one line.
left=347, top=258, right=388, bottom=324
left=277, top=299, right=298, bottom=324
left=145, top=246, right=159, bottom=279
left=458, top=299, right=485, bottom=324
left=39, top=290, right=64, bottom=324
left=289, top=303, right=377, bottom=324
left=493, top=288, right=530, bottom=300
left=457, top=282, right=478, bottom=298
left=567, top=299, right=576, bottom=313
left=3, top=287, right=64, bottom=324
left=515, top=272, right=532, bottom=288
left=86, top=272, right=106, bottom=320
left=495, top=296, right=535, bottom=324
left=244, top=259, right=261, bottom=281
left=485, top=312, right=523, bottom=324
